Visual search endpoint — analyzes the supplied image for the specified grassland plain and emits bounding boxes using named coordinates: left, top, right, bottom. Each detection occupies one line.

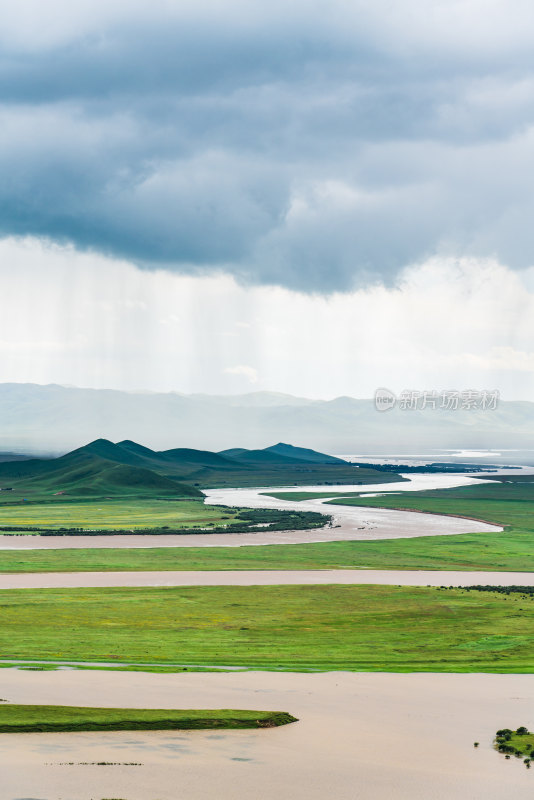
left=0, top=479, right=531, bottom=572
left=0, top=499, right=327, bottom=537
left=1, top=584, right=534, bottom=671
left=0, top=499, right=240, bottom=530
left=0, top=531, right=531, bottom=572
left=0, top=704, right=296, bottom=732
left=1, top=479, right=533, bottom=571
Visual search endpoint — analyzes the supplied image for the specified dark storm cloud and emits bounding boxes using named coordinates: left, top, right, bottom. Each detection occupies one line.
left=2, top=1, right=534, bottom=290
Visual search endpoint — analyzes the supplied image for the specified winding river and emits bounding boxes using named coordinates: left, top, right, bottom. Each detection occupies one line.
left=0, top=473, right=502, bottom=549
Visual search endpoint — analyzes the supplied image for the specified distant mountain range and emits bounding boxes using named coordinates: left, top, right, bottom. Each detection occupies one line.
left=0, top=382, right=533, bottom=456
left=0, top=438, right=398, bottom=497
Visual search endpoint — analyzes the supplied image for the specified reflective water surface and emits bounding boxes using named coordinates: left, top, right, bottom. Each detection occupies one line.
left=1, top=669, right=533, bottom=800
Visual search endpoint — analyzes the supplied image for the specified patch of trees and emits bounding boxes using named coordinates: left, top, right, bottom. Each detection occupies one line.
left=0, top=508, right=331, bottom=536
left=495, top=727, right=534, bottom=766
left=349, top=461, right=498, bottom=474
left=459, top=585, right=534, bottom=597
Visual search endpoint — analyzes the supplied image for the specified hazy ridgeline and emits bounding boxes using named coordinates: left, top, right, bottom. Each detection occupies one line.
left=1, top=383, right=534, bottom=455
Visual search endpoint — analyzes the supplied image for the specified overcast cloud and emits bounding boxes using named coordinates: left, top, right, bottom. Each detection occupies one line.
left=1, top=237, right=533, bottom=399
left=1, top=1, right=534, bottom=290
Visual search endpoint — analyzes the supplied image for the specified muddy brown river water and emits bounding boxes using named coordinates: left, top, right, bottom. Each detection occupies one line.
left=1, top=669, right=533, bottom=800
left=0, top=568, right=532, bottom=589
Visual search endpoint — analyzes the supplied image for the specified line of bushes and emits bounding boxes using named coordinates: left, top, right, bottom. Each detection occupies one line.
left=460, top=586, right=534, bottom=597
left=0, top=507, right=331, bottom=536
left=495, top=727, right=534, bottom=766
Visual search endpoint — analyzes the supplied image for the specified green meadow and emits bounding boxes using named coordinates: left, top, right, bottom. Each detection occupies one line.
left=0, top=704, right=296, bottom=732
left=1, top=584, right=534, bottom=672
left=0, top=498, right=326, bottom=535
left=0, top=499, right=239, bottom=530
left=0, top=529, right=531, bottom=573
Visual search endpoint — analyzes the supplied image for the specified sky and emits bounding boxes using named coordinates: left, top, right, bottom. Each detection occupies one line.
left=1, top=0, right=534, bottom=399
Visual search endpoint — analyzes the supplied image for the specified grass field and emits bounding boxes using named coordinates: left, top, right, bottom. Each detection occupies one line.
left=0, top=529, right=532, bottom=572
left=0, top=498, right=328, bottom=534
left=0, top=704, right=296, bottom=732
left=1, top=477, right=533, bottom=571
left=0, top=479, right=531, bottom=571
left=1, top=584, right=534, bottom=671
left=323, top=480, right=534, bottom=527
left=0, top=499, right=240, bottom=530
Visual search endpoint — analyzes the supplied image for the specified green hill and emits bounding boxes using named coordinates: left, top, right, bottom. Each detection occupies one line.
left=159, top=447, right=240, bottom=472
left=218, top=448, right=305, bottom=466
left=86, top=464, right=201, bottom=497
left=218, top=447, right=248, bottom=459
left=66, top=438, right=148, bottom=466
left=0, top=438, right=404, bottom=499
left=115, top=440, right=162, bottom=460
left=26, top=462, right=201, bottom=498
left=0, top=442, right=203, bottom=501
left=261, top=443, right=345, bottom=464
